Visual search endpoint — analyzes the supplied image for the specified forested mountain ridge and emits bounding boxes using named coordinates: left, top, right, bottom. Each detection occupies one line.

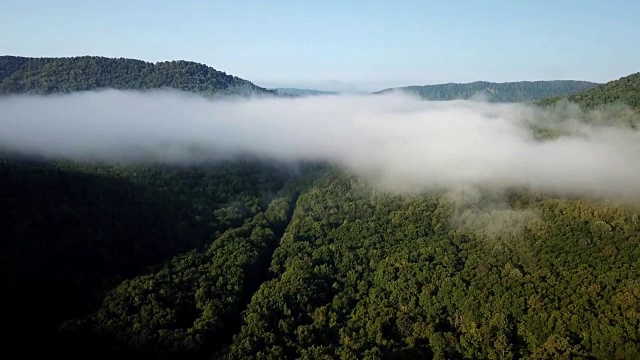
left=538, top=72, right=640, bottom=111
left=376, top=80, right=598, bottom=102
left=0, top=56, right=276, bottom=96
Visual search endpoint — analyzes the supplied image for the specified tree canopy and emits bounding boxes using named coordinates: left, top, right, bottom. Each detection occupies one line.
left=376, top=80, right=598, bottom=102
left=0, top=56, right=276, bottom=96
left=538, top=72, right=640, bottom=111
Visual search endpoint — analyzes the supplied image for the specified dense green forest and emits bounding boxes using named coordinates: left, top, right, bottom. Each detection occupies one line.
left=6, top=161, right=639, bottom=359
left=538, top=72, right=640, bottom=112
left=376, top=80, right=598, bottom=102
left=1, top=59, right=640, bottom=359
left=0, top=156, right=300, bottom=356
left=0, top=56, right=276, bottom=96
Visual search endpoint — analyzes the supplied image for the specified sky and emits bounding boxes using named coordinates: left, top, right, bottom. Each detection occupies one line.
left=1, top=0, right=639, bottom=91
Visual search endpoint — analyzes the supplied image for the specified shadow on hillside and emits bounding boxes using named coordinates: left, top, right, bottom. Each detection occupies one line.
left=0, top=157, right=210, bottom=357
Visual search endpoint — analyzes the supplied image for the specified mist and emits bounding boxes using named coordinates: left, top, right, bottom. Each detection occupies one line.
left=1, top=90, right=639, bottom=199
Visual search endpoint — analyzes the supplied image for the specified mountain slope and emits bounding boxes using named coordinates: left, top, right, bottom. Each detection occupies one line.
left=0, top=56, right=276, bottom=96
left=377, top=80, right=599, bottom=102
left=539, top=72, right=640, bottom=111
left=56, top=169, right=640, bottom=360
left=0, top=157, right=296, bottom=357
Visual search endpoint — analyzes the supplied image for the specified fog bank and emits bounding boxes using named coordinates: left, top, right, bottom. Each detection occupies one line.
left=1, top=90, right=639, bottom=199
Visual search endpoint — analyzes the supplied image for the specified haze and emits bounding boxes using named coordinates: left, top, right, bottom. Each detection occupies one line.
left=1, top=90, right=639, bottom=200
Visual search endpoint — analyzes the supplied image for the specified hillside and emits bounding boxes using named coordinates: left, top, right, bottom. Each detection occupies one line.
left=0, top=56, right=276, bottom=96
left=4, top=159, right=639, bottom=360
left=376, top=80, right=598, bottom=102
left=538, top=72, right=640, bottom=111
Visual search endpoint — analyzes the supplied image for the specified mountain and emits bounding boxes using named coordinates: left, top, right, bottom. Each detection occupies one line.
left=275, top=88, right=338, bottom=96
left=0, top=56, right=276, bottom=96
left=376, top=80, right=599, bottom=102
left=538, top=72, right=640, bottom=111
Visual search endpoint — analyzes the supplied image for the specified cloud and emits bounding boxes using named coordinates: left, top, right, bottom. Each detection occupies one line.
left=1, top=90, right=639, bottom=200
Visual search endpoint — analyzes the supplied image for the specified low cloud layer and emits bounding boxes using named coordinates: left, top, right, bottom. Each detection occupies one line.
left=1, top=90, right=639, bottom=199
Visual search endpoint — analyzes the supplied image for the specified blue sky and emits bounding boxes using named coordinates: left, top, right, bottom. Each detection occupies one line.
left=1, top=0, right=638, bottom=91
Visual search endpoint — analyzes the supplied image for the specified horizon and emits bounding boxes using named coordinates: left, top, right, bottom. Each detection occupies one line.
left=0, top=54, right=613, bottom=93
left=1, top=1, right=639, bottom=91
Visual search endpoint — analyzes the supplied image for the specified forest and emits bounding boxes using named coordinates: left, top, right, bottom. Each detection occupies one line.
left=376, top=80, right=598, bottom=102
left=539, top=72, right=640, bottom=112
left=1, top=58, right=639, bottom=359
left=0, top=56, right=275, bottom=96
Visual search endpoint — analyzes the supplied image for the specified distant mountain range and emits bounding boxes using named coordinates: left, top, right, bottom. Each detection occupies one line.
left=2, top=56, right=635, bottom=108
left=274, top=88, right=338, bottom=96
left=0, top=56, right=276, bottom=96
left=375, top=80, right=599, bottom=102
